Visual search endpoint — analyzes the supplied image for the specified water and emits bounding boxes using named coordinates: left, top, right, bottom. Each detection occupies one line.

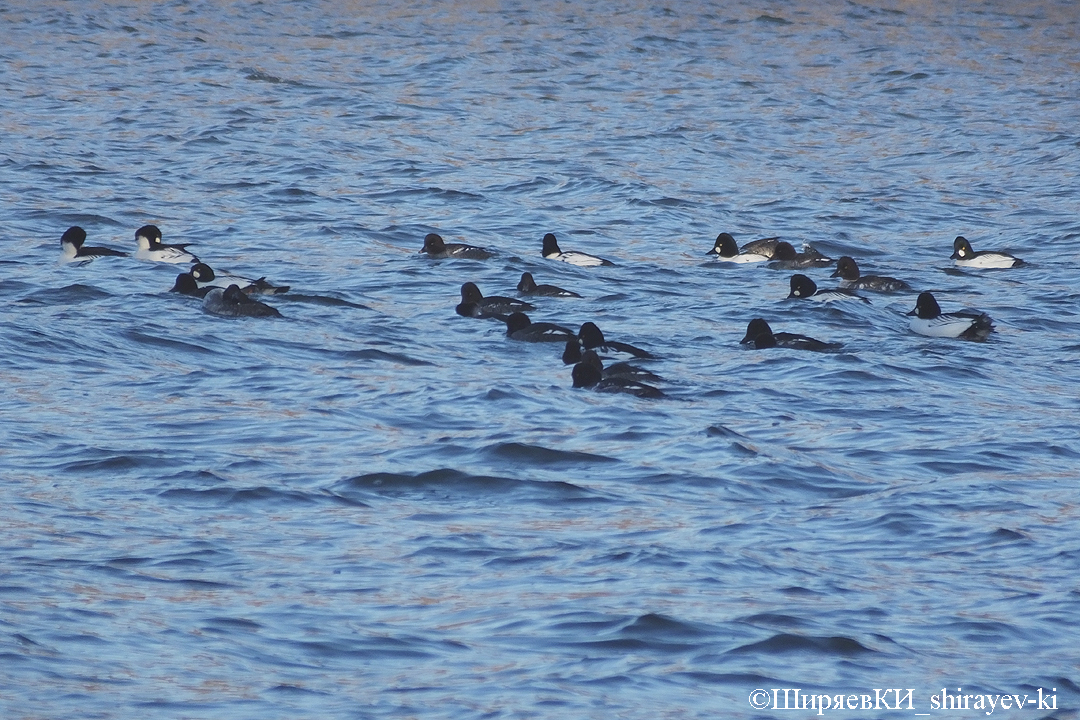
left=3, top=1, right=1080, bottom=717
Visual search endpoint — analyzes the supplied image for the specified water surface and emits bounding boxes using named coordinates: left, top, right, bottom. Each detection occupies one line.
left=2, top=1, right=1080, bottom=718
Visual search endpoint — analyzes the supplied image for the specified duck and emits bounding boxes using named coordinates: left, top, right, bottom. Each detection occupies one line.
left=739, top=236, right=782, bottom=258
left=502, top=312, right=576, bottom=342
left=419, top=233, right=492, bottom=259
left=906, top=291, right=993, bottom=340
left=190, top=263, right=289, bottom=295
left=706, top=232, right=770, bottom=263
left=517, top=272, right=581, bottom=298
left=831, top=256, right=911, bottom=292
left=740, top=318, right=842, bottom=351
left=170, top=272, right=212, bottom=298
left=134, top=225, right=199, bottom=263
left=60, top=226, right=128, bottom=263
left=455, top=282, right=534, bottom=318
left=571, top=360, right=665, bottom=398
left=577, top=322, right=654, bottom=360
left=788, top=274, right=869, bottom=303
left=562, top=340, right=663, bottom=381
left=950, top=236, right=1024, bottom=269
left=203, top=284, right=282, bottom=318
left=541, top=233, right=614, bottom=267
left=768, top=241, right=833, bottom=269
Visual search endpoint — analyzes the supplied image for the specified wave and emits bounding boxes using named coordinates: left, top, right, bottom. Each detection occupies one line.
left=331, top=468, right=603, bottom=504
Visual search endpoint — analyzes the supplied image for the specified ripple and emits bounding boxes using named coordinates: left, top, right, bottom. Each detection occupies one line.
left=729, top=633, right=876, bottom=656
left=158, top=486, right=329, bottom=507
left=331, top=469, right=604, bottom=504
left=17, top=284, right=111, bottom=305
left=121, top=329, right=217, bottom=355
left=482, top=442, right=619, bottom=467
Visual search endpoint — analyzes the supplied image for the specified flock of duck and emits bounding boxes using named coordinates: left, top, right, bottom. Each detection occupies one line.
left=703, top=231, right=1013, bottom=346
left=62, top=224, right=289, bottom=317
left=447, top=230, right=1017, bottom=396
left=60, top=224, right=1023, bottom=398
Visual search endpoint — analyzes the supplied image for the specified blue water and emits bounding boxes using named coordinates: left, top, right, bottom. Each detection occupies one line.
left=3, top=2, right=1080, bottom=718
